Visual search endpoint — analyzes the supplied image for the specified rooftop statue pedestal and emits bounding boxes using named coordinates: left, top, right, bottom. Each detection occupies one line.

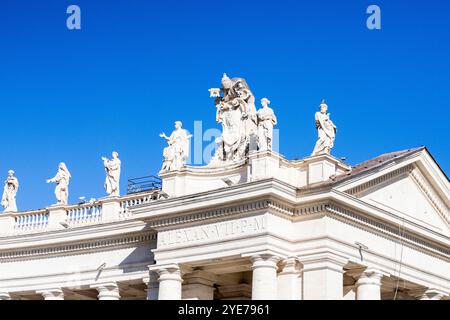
left=304, top=153, right=349, bottom=185
left=160, top=151, right=351, bottom=199
left=160, top=160, right=248, bottom=198
left=48, top=205, right=68, bottom=230
left=100, top=196, right=121, bottom=222
left=0, top=213, right=15, bottom=235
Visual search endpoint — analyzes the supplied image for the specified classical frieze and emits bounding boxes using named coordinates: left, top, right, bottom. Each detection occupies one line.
left=0, top=233, right=156, bottom=262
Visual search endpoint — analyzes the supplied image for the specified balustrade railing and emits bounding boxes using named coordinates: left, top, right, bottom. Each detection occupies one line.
left=0, top=189, right=164, bottom=236
left=66, top=203, right=103, bottom=226
left=13, top=209, right=49, bottom=232
left=119, top=190, right=162, bottom=219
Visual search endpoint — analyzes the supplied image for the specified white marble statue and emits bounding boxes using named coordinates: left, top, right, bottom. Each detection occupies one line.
left=208, top=73, right=258, bottom=166
left=1, top=170, right=19, bottom=213
left=46, top=162, right=71, bottom=205
left=102, top=151, right=121, bottom=197
left=312, top=100, right=337, bottom=156
left=160, top=121, right=192, bottom=172
left=257, top=98, right=278, bottom=151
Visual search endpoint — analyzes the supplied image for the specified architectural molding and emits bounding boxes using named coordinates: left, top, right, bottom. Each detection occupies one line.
left=0, top=232, right=156, bottom=262
left=345, top=164, right=414, bottom=197
left=325, top=204, right=450, bottom=260
left=410, top=167, right=450, bottom=225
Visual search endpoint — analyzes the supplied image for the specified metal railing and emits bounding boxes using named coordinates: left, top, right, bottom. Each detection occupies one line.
left=126, top=176, right=161, bottom=194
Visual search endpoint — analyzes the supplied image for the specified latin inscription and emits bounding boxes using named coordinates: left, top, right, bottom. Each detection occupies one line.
left=159, top=216, right=265, bottom=247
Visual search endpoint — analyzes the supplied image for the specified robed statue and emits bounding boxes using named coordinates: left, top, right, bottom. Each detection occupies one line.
left=312, top=100, right=337, bottom=156
left=47, top=162, right=71, bottom=205
left=208, top=73, right=258, bottom=166
left=160, top=121, right=192, bottom=172
left=257, top=98, right=278, bottom=151
left=1, top=170, right=19, bottom=213
left=102, top=151, right=121, bottom=197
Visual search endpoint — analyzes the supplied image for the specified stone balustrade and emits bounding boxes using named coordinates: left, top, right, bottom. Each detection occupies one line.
left=0, top=190, right=162, bottom=237
left=13, top=209, right=49, bottom=232
left=66, top=203, right=103, bottom=226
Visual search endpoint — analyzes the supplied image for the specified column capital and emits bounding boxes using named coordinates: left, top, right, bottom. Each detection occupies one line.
left=149, top=263, right=183, bottom=284
left=90, top=282, right=120, bottom=300
left=347, top=267, right=388, bottom=285
left=279, top=257, right=301, bottom=275
left=36, top=288, right=64, bottom=300
left=410, top=288, right=447, bottom=300
left=250, top=254, right=282, bottom=269
left=299, top=252, right=349, bottom=274
left=0, top=292, right=11, bottom=300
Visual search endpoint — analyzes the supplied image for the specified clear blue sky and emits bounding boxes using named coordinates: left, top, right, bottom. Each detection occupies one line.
left=1, top=0, right=449, bottom=211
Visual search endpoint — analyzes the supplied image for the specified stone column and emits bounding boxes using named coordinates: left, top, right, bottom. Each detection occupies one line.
left=182, top=270, right=217, bottom=300
left=149, top=264, right=183, bottom=300
left=143, top=272, right=159, bottom=300
left=36, top=288, right=65, bottom=300
left=251, top=254, right=281, bottom=300
left=300, top=252, right=348, bottom=300
left=351, top=268, right=386, bottom=300
left=411, top=288, right=447, bottom=300
left=91, top=282, right=121, bottom=300
left=277, top=257, right=302, bottom=300
left=0, top=292, right=11, bottom=300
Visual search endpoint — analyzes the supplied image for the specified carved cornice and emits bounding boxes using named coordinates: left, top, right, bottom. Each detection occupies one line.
left=410, top=168, right=450, bottom=225
left=145, top=200, right=273, bottom=229
left=345, top=164, right=414, bottom=196
left=325, top=204, right=450, bottom=260
left=0, top=233, right=157, bottom=262
left=344, top=164, right=449, bottom=226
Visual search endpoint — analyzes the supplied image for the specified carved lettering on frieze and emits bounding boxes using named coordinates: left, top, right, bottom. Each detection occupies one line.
left=158, top=216, right=265, bottom=247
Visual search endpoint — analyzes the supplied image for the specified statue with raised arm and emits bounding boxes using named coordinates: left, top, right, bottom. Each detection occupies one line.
left=102, top=151, right=121, bottom=197
left=160, top=121, right=192, bottom=172
left=312, top=100, right=337, bottom=156
left=208, top=73, right=258, bottom=166
left=1, top=170, right=19, bottom=213
left=46, top=162, right=71, bottom=205
left=257, top=98, right=278, bottom=151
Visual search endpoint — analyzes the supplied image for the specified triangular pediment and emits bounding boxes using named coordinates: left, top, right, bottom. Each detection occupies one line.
left=358, top=173, right=449, bottom=234
left=335, top=149, right=450, bottom=236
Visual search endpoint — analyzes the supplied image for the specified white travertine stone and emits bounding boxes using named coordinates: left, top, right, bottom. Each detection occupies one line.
left=37, top=288, right=65, bottom=300
left=46, top=162, right=71, bottom=205
left=351, top=268, right=386, bottom=300
left=208, top=73, right=257, bottom=167
left=249, top=150, right=281, bottom=182
left=312, top=99, right=337, bottom=156
left=91, top=282, right=121, bottom=300
left=101, top=196, right=121, bottom=222
left=182, top=271, right=216, bottom=300
left=149, top=264, right=183, bottom=300
left=0, top=292, right=11, bottom=300
left=251, top=254, right=281, bottom=300
left=2, top=170, right=19, bottom=213
left=411, top=288, right=447, bottom=300
left=306, top=153, right=341, bottom=184
left=300, top=253, right=348, bottom=300
left=102, top=151, right=121, bottom=197
left=257, top=98, right=278, bottom=152
left=343, top=286, right=356, bottom=300
left=277, top=257, right=302, bottom=300
left=47, top=205, right=68, bottom=230
left=0, top=213, right=15, bottom=235
left=160, top=121, right=192, bottom=173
